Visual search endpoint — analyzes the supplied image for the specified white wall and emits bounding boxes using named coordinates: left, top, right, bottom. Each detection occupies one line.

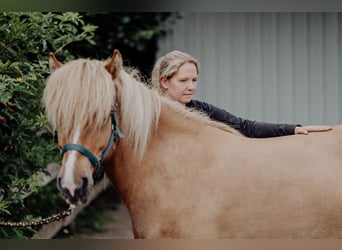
left=157, top=13, right=342, bottom=125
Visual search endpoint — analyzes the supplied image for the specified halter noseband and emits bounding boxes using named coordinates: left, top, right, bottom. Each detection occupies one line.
left=60, top=103, right=124, bottom=183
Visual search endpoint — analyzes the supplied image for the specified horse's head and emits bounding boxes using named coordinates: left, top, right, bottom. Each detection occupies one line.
left=44, top=50, right=124, bottom=205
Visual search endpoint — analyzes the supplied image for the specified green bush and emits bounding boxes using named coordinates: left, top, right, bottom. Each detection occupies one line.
left=0, top=12, right=96, bottom=238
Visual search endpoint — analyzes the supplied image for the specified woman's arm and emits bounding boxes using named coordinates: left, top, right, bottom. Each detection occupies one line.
left=187, top=100, right=332, bottom=138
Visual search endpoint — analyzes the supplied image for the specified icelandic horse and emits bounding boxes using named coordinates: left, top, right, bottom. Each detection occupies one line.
left=43, top=49, right=342, bottom=238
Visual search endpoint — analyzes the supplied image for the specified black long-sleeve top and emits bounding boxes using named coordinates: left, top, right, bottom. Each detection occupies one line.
left=186, top=99, right=298, bottom=138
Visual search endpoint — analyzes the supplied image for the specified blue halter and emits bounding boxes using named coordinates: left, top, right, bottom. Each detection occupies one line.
left=60, top=103, right=124, bottom=183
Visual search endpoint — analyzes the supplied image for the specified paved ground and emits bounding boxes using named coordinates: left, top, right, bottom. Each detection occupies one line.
left=74, top=204, right=134, bottom=239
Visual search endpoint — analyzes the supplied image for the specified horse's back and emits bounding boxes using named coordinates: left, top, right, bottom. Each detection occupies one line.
left=206, top=124, right=342, bottom=238
left=164, top=123, right=342, bottom=238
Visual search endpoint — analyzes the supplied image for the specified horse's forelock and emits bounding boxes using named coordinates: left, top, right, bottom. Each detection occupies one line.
left=43, top=59, right=115, bottom=134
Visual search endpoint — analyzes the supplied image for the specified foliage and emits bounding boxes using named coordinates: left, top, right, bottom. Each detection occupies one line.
left=69, top=12, right=182, bottom=77
left=0, top=12, right=96, bottom=238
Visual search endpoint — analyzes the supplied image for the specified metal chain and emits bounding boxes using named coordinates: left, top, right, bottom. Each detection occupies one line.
left=0, top=205, right=76, bottom=227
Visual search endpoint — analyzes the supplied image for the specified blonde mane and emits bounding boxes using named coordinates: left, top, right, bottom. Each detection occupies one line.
left=43, top=57, right=238, bottom=160
left=118, top=70, right=161, bottom=159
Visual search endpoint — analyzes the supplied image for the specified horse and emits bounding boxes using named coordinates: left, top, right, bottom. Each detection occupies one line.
left=43, top=49, right=342, bottom=238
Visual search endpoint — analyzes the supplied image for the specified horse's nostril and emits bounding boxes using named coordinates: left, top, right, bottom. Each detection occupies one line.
left=82, top=177, right=88, bottom=190
left=77, top=177, right=89, bottom=203
left=57, top=178, right=75, bottom=203
left=57, top=177, right=62, bottom=190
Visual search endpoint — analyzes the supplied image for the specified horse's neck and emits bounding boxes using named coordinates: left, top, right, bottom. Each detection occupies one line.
left=109, top=101, right=225, bottom=197
left=107, top=103, right=214, bottom=234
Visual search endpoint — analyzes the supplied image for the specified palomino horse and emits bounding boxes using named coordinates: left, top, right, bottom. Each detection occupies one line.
left=43, top=50, right=342, bottom=238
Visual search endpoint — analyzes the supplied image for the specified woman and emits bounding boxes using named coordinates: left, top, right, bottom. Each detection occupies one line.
left=151, top=50, right=332, bottom=137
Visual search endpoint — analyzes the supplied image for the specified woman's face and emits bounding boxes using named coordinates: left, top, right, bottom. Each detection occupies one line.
left=161, top=62, right=198, bottom=105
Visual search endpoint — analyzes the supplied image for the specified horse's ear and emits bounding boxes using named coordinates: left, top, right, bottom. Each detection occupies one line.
left=49, top=53, right=63, bottom=73
left=105, top=49, right=123, bottom=79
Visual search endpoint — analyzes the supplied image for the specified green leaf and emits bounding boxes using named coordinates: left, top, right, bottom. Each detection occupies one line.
left=0, top=196, right=11, bottom=215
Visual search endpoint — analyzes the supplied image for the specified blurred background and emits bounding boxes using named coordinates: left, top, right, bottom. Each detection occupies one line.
left=158, top=13, right=342, bottom=126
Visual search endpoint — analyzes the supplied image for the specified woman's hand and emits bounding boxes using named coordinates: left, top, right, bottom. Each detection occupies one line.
left=295, top=125, right=333, bottom=135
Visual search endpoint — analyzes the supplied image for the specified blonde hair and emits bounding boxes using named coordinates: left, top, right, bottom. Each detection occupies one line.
left=151, top=50, right=199, bottom=93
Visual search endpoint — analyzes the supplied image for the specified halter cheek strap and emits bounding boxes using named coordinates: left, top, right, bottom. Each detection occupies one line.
left=60, top=103, right=124, bottom=183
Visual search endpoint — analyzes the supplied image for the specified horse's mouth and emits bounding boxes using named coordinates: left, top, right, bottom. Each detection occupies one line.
left=58, top=177, right=89, bottom=205
left=60, top=188, right=89, bottom=205
left=67, top=192, right=88, bottom=205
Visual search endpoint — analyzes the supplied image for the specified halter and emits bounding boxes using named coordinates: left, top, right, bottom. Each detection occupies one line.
left=60, top=103, right=124, bottom=183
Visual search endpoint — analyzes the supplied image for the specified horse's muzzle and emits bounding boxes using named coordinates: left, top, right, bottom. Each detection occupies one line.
left=57, top=177, right=89, bottom=205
